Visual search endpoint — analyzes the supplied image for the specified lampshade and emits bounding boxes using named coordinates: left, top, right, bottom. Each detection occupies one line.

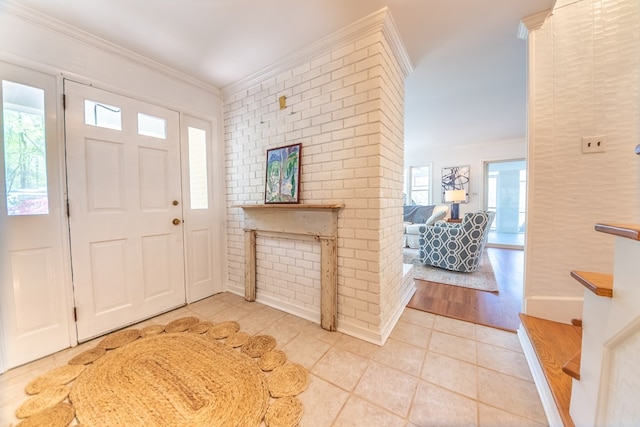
left=444, top=189, right=466, bottom=203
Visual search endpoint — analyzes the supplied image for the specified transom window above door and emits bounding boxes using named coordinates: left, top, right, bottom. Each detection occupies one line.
left=138, top=113, right=167, bottom=139
left=84, top=100, right=121, bottom=130
left=84, top=100, right=167, bottom=140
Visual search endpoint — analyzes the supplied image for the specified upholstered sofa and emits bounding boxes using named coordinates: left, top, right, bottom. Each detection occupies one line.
left=418, top=210, right=495, bottom=272
left=403, top=204, right=449, bottom=249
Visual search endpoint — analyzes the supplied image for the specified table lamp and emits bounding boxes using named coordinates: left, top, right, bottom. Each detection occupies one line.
left=444, top=189, right=466, bottom=220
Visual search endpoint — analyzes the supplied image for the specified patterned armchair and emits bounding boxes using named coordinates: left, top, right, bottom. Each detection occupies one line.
left=418, top=211, right=496, bottom=273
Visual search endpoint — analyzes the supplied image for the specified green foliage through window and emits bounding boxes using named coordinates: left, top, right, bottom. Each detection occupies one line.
left=3, top=80, right=49, bottom=215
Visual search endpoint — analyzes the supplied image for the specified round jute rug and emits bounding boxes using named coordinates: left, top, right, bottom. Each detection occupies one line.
left=15, top=317, right=309, bottom=427
left=69, top=333, right=269, bottom=426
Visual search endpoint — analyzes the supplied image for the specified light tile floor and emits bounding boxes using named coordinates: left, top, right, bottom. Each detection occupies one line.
left=1, top=292, right=548, bottom=426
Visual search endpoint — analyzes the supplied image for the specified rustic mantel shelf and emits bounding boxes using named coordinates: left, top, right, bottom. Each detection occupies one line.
left=236, top=203, right=343, bottom=331
left=233, top=204, right=344, bottom=210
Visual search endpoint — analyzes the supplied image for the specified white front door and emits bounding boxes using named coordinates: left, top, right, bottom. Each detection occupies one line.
left=0, top=62, right=71, bottom=369
left=65, top=81, right=185, bottom=341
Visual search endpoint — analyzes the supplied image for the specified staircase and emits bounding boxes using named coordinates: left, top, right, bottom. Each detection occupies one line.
left=519, top=313, right=581, bottom=427
left=519, top=223, right=640, bottom=427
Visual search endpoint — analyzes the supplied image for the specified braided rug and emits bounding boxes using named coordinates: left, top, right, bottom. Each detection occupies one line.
left=14, top=317, right=309, bottom=427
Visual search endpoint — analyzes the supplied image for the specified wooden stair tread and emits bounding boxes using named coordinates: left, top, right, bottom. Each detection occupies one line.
left=562, top=350, right=581, bottom=380
left=595, top=223, right=640, bottom=241
left=520, top=313, right=582, bottom=427
left=570, top=270, right=613, bottom=297
left=570, top=319, right=583, bottom=337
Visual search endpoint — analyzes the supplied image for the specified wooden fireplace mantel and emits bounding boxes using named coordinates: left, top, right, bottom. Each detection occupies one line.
left=233, top=204, right=344, bottom=210
left=234, top=204, right=344, bottom=331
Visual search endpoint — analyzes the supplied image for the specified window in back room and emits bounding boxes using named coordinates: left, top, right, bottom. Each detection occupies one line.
left=405, top=165, right=430, bottom=205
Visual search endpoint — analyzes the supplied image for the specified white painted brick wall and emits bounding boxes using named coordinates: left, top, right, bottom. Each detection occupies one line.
left=526, top=0, right=640, bottom=321
left=374, top=36, right=409, bottom=331
left=224, top=23, right=408, bottom=340
left=256, top=236, right=321, bottom=313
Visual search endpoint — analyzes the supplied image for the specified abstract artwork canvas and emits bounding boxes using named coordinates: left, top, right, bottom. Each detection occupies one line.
left=264, top=143, right=301, bottom=204
left=441, top=165, right=470, bottom=203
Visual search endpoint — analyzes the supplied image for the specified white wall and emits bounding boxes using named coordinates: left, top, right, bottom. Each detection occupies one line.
left=0, top=9, right=221, bottom=117
left=406, top=137, right=526, bottom=217
left=525, top=0, right=640, bottom=323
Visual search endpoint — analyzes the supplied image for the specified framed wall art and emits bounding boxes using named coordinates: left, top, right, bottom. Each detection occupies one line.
left=264, top=143, right=301, bottom=204
left=441, top=165, right=470, bottom=203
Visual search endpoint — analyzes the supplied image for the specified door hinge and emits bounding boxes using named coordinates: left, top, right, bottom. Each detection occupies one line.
left=73, top=306, right=77, bottom=322
left=66, top=199, right=70, bottom=217
left=62, top=94, right=66, bottom=110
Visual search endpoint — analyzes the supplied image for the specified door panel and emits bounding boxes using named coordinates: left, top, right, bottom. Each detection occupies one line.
left=65, top=81, right=185, bottom=341
left=181, top=115, right=223, bottom=302
left=191, top=229, right=212, bottom=284
left=141, top=233, right=173, bottom=298
left=0, top=62, right=71, bottom=370
left=11, top=248, right=59, bottom=332
left=90, top=239, right=129, bottom=313
left=86, top=139, right=125, bottom=211
left=139, top=147, right=169, bottom=209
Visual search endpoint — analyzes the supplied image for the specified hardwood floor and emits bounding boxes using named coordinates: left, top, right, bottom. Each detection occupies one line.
left=407, top=247, right=523, bottom=331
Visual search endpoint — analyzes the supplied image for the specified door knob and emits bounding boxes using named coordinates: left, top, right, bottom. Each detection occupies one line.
left=172, top=218, right=181, bottom=225
left=172, top=200, right=179, bottom=206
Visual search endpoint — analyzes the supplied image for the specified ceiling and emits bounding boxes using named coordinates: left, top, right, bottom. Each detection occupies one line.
left=10, top=0, right=553, bottom=157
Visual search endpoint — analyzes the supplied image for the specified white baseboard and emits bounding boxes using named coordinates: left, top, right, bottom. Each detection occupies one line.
left=336, top=322, right=384, bottom=346
left=225, top=280, right=417, bottom=347
left=525, top=296, right=583, bottom=324
left=255, top=294, right=321, bottom=325
left=224, top=284, right=320, bottom=324
left=225, top=283, right=244, bottom=298
left=518, top=325, right=564, bottom=427
left=379, top=282, right=416, bottom=345
left=336, top=282, right=415, bottom=347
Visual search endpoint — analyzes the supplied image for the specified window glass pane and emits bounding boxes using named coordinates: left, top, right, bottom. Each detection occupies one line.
left=138, top=113, right=166, bottom=139
left=3, top=80, right=49, bottom=215
left=84, top=99, right=122, bottom=130
left=411, top=191, right=430, bottom=205
left=188, top=126, right=208, bottom=209
left=486, top=160, right=526, bottom=245
left=408, top=166, right=430, bottom=205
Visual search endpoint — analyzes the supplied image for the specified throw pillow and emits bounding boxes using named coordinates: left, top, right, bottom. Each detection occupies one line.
left=424, top=208, right=447, bottom=226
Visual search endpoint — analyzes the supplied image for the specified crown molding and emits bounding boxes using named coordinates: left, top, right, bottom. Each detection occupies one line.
left=222, top=7, right=413, bottom=98
left=518, top=9, right=553, bottom=39
left=381, top=9, right=414, bottom=79
left=2, top=0, right=219, bottom=94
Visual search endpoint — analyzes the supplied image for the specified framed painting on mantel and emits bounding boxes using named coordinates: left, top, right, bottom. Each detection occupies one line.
left=265, top=143, right=301, bottom=204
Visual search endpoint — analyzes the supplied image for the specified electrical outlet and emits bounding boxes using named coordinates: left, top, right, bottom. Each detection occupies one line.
left=581, top=136, right=606, bottom=154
